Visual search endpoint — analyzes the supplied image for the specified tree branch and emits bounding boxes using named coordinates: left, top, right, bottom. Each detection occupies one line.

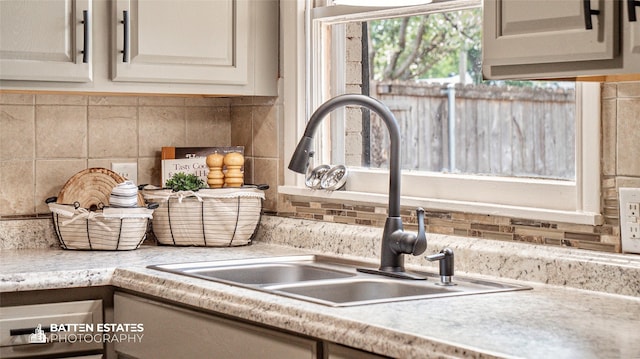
left=392, top=15, right=428, bottom=80
left=383, top=18, right=409, bottom=79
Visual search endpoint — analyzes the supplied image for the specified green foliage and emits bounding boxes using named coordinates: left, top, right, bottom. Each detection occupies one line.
left=165, top=172, right=205, bottom=192
left=368, top=9, right=482, bottom=81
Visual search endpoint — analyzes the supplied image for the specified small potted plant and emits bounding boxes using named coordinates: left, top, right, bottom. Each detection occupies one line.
left=164, top=172, right=206, bottom=192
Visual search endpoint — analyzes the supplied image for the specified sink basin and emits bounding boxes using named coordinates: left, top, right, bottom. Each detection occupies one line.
left=181, top=263, right=354, bottom=285
left=149, top=255, right=356, bottom=285
left=149, top=255, right=531, bottom=307
left=270, top=278, right=459, bottom=306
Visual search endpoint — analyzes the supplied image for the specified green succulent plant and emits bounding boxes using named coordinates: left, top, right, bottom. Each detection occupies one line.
left=165, top=172, right=206, bottom=192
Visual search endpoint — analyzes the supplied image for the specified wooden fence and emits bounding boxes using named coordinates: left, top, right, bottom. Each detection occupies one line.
left=369, top=81, right=576, bottom=179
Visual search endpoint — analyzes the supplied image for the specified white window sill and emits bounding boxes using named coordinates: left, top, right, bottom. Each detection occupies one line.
left=278, top=185, right=603, bottom=226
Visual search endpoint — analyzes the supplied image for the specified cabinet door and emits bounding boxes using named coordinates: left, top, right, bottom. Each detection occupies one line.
left=483, top=0, right=618, bottom=67
left=0, top=0, right=92, bottom=82
left=324, top=343, right=388, bottom=359
left=0, top=300, right=103, bottom=358
left=626, top=0, right=640, bottom=72
left=114, top=293, right=317, bottom=359
left=112, top=0, right=249, bottom=85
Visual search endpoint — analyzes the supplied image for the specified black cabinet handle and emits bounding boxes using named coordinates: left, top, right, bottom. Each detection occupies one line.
left=629, top=0, right=640, bottom=21
left=81, top=10, right=90, bottom=63
left=121, top=10, right=130, bottom=62
left=10, top=326, right=51, bottom=336
left=583, top=0, right=600, bottom=30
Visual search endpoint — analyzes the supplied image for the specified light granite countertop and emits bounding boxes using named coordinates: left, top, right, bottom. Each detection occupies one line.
left=1, top=216, right=640, bottom=358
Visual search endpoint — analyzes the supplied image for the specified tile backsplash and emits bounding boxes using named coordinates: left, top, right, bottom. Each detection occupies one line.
left=0, top=92, right=281, bottom=216
left=1, top=82, right=639, bottom=254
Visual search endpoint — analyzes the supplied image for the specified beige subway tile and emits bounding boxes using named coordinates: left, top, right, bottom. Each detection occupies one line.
left=139, top=96, right=185, bottom=106
left=482, top=231, right=515, bottom=241
left=564, top=231, right=601, bottom=241
left=0, top=160, right=35, bottom=216
left=134, top=157, right=159, bottom=187
left=230, top=97, right=254, bottom=106
left=89, top=106, right=138, bottom=158
left=36, top=94, right=87, bottom=105
left=513, top=226, right=564, bottom=239
left=601, top=99, right=616, bottom=176
left=138, top=107, right=185, bottom=156
left=35, top=159, right=86, bottom=213
left=334, top=216, right=356, bottom=225
left=36, top=106, right=87, bottom=158
left=453, top=228, right=469, bottom=236
left=427, top=225, right=455, bottom=235
left=87, top=159, right=138, bottom=176
left=184, top=97, right=231, bottom=107
left=617, top=98, right=640, bottom=176
left=276, top=194, right=296, bottom=214
left=599, top=234, right=620, bottom=246
left=87, top=159, right=114, bottom=169
left=1, top=105, right=34, bottom=160
left=0, top=93, right=34, bottom=105
left=576, top=241, right=616, bottom=252
left=185, top=107, right=231, bottom=147
left=616, top=177, right=640, bottom=188
left=137, top=157, right=161, bottom=186
left=253, top=105, right=278, bottom=158
left=89, top=95, right=138, bottom=106
left=555, top=222, right=598, bottom=233
left=602, top=176, right=616, bottom=190
left=452, top=212, right=510, bottom=225
left=601, top=83, right=617, bottom=99
left=243, top=157, right=254, bottom=185
left=253, top=158, right=278, bottom=211
left=230, top=106, right=253, bottom=156
left=617, top=82, right=640, bottom=98
left=251, top=97, right=277, bottom=106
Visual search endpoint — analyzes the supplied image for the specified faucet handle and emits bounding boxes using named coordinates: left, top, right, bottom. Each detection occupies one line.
left=412, top=207, right=427, bottom=255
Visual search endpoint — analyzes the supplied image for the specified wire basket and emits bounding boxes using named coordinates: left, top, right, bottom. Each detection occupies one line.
left=47, top=201, right=154, bottom=250
left=142, top=187, right=265, bottom=247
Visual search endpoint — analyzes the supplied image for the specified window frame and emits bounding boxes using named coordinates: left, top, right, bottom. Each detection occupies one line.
left=279, top=0, right=603, bottom=226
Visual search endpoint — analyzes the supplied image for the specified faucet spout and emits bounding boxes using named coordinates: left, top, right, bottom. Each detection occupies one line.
left=288, top=94, right=401, bottom=217
left=289, top=94, right=427, bottom=279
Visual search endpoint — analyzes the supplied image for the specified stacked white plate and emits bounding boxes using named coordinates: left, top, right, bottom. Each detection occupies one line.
left=109, top=181, right=139, bottom=208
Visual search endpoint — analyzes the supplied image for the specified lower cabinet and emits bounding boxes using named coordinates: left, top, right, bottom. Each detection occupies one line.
left=113, top=292, right=318, bottom=359
left=323, top=343, right=388, bottom=359
left=0, top=299, right=103, bottom=358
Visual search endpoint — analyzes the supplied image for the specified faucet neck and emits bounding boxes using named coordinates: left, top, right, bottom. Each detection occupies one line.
left=302, top=94, right=401, bottom=217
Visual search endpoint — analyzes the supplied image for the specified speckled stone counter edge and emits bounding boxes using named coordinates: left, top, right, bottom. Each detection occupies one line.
left=256, top=216, right=640, bottom=297
left=2, top=215, right=639, bottom=297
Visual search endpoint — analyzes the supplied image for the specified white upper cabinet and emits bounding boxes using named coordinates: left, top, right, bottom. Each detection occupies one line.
left=483, top=0, right=639, bottom=79
left=0, top=0, right=278, bottom=95
left=112, top=0, right=249, bottom=85
left=626, top=0, right=640, bottom=65
left=484, top=0, right=616, bottom=65
left=0, top=0, right=92, bottom=82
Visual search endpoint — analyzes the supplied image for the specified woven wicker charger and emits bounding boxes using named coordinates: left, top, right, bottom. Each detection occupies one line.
left=57, top=167, right=144, bottom=208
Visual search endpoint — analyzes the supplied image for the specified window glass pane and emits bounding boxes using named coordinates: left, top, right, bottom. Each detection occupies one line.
left=326, top=8, right=576, bottom=180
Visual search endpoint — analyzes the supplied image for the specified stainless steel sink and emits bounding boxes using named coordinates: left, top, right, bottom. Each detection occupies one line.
left=176, top=263, right=354, bottom=285
left=148, top=255, right=531, bottom=307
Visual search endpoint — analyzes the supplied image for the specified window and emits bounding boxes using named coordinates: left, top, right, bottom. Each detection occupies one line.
left=280, top=0, right=602, bottom=225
